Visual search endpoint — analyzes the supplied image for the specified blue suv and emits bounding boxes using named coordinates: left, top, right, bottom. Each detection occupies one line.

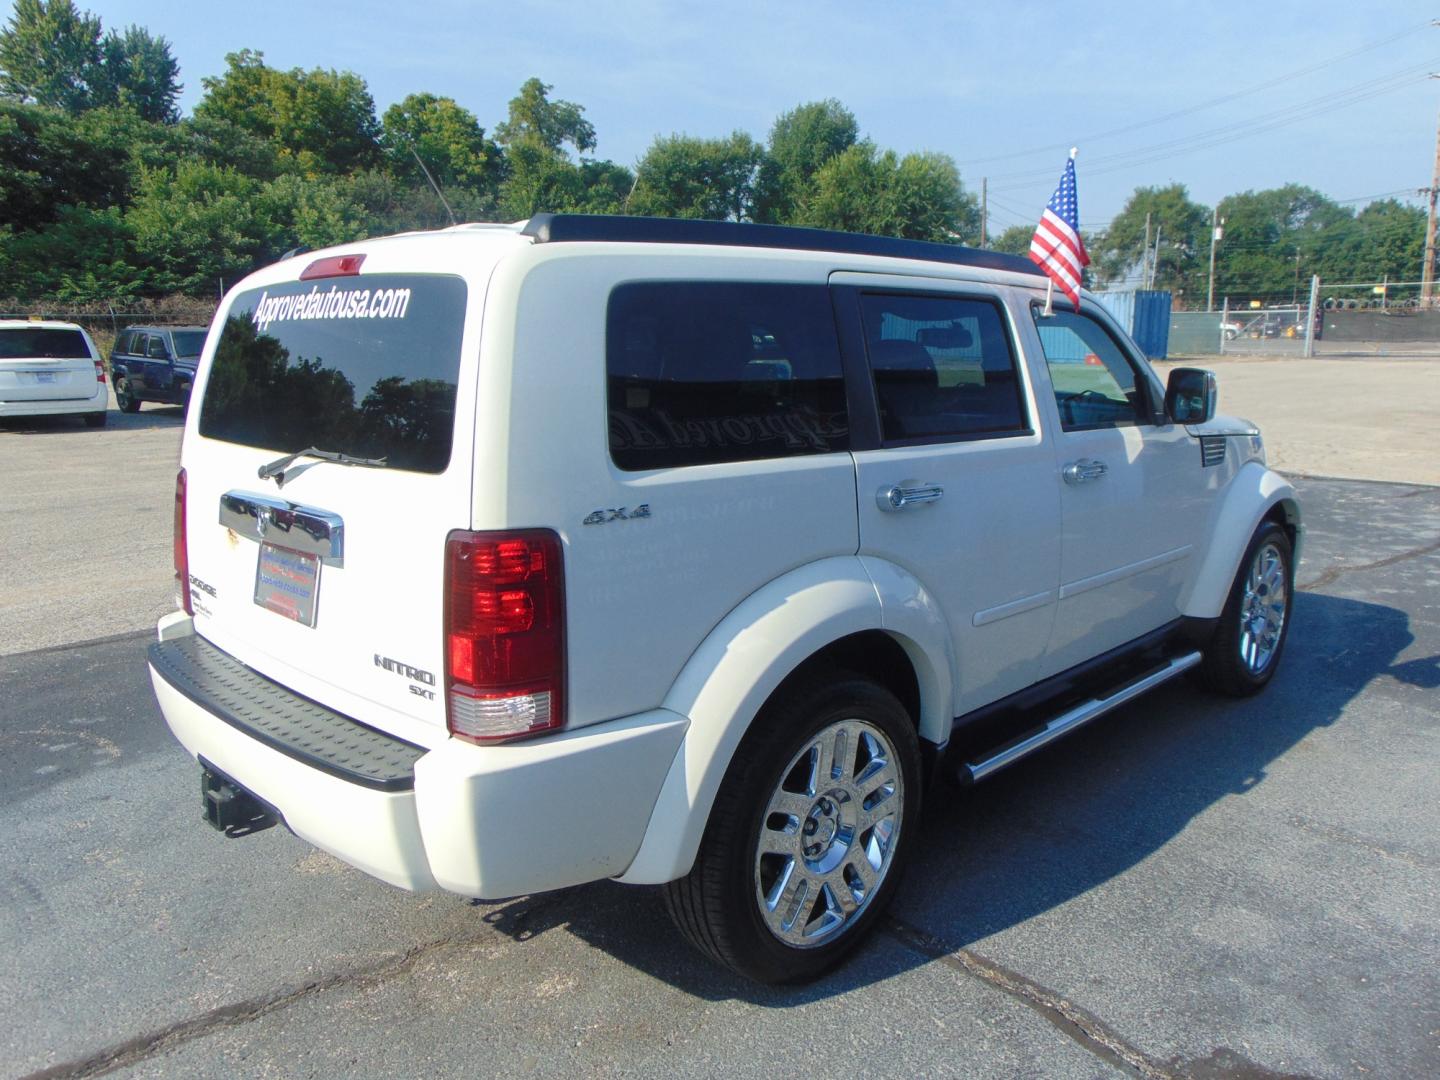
left=109, top=326, right=207, bottom=413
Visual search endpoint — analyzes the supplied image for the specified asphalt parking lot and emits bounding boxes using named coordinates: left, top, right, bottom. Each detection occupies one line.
left=2, top=388, right=1438, bottom=1078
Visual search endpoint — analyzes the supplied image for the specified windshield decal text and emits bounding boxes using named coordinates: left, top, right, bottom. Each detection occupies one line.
left=252, top=284, right=412, bottom=331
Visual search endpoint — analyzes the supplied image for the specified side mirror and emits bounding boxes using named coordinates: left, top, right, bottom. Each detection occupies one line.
left=1165, top=367, right=1216, bottom=425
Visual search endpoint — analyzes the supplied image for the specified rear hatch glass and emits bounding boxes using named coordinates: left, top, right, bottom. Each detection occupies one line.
left=0, top=328, right=91, bottom=358
left=171, top=330, right=207, bottom=360
left=199, top=274, right=467, bottom=472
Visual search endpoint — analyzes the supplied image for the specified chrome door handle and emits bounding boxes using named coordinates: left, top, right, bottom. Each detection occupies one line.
left=877, top=481, right=944, bottom=512
left=1062, top=459, right=1108, bottom=485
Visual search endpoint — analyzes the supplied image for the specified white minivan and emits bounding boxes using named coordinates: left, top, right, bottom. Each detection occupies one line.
left=0, top=320, right=109, bottom=426
left=149, top=215, right=1300, bottom=982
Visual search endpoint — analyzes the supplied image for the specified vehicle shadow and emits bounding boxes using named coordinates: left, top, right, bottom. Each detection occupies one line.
left=0, top=404, right=184, bottom=434
left=477, top=591, right=1415, bottom=1004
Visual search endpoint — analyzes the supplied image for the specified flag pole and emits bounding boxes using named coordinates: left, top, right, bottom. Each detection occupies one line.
left=1043, top=276, right=1054, bottom=317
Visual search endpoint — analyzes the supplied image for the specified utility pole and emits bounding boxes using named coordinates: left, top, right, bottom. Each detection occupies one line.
left=1207, top=209, right=1223, bottom=312
left=1424, top=103, right=1440, bottom=307
left=1143, top=211, right=1152, bottom=289
left=1151, top=226, right=1163, bottom=289
left=1303, top=274, right=1320, bottom=358
left=980, top=177, right=988, bottom=248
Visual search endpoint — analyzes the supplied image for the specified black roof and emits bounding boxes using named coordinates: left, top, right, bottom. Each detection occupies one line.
left=521, top=213, right=1043, bottom=277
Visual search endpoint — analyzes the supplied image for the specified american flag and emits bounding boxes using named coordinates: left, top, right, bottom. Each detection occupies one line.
left=1029, top=154, right=1089, bottom=311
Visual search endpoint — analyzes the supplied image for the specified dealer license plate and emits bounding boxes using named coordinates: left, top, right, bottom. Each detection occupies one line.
left=253, top=542, right=321, bottom=627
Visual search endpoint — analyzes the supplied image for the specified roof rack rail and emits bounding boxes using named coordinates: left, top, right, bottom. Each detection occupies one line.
left=521, top=213, right=1044, bottom=277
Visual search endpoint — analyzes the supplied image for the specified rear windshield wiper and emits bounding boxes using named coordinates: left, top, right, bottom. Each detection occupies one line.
left=258, top=446, right=388, bottom=485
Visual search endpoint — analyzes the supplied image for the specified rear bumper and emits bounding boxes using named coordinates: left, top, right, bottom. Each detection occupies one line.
left=148, top=616, right=688, bottom=898
left=0, top=385, right=107, bottom=416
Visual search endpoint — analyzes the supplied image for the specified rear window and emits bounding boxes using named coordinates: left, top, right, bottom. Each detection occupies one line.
left=0, top=328, right=91, bottom=359
left=199, top=274, right=467, bottom=474
left=172, top=330, right=207, bottom=357
left=607, top=282, right=849, bottom=470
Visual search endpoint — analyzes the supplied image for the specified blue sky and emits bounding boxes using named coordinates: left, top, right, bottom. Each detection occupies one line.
left=78, top=1, right=1439, bottom=229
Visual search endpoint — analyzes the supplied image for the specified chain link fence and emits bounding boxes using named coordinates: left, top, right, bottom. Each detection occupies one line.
left=0, top=298, right=218, bottom=360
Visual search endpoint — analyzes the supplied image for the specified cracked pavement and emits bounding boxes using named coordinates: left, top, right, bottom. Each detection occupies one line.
left=1, top=476, right=1437, bottom=1078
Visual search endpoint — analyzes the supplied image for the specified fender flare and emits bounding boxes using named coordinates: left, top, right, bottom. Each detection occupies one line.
left=1180, top=462, right=1302, bottom=620
left=617, top=554, right=954, bottom=885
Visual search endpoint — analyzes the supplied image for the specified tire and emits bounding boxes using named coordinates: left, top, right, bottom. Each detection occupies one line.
left=663, top=669, right=922, bottom=983
left=114, top=376, right=140, bottom=413
left=82, top=411, right=107, bottom=428
left=1199, top=521, right=1293, bottom=696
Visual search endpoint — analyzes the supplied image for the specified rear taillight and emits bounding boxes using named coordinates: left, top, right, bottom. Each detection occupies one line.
left=444, top=529, right=565, bottom=744
left=173, top=468, right=192, bottom=615
left=94, top=360, right=106, bottom=383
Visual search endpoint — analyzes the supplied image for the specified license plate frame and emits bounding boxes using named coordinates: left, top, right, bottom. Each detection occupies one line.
left=34, top=370, right=57, bottom=384
left=253, top=542, right=321, bottom=627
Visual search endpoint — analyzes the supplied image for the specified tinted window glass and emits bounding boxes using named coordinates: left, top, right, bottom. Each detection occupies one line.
left=0, top=328, right=90, bottom=359
left=858, top=294, right=1025, bottom=442
left=199, top=274, right=467, bottom=474
left=607, top=282, right=848, bottom=470
left=113, top=330, right=134, bottom=355
left=172, top=330, right=207, bottom=357
left=146, top=335, right=169, bottom=359
left=1032, top=308, right=1146, bottom=430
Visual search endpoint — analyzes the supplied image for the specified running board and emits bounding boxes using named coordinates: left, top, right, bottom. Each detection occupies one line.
left=962, top=651, right=1202, bottom=784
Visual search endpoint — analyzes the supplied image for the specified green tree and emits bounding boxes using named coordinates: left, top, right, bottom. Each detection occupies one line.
left=754, top=99, right=859, bottom=224
left=629, top=132, right=765, bottom=221
left=95, top=24, right=181, bottom=123
left=798, top=143, right=978, bottom=243
left=1345, top=198, right=1425, bottom=283
left=195, top=50, right=381, bottom=177
left=0, top=0, right=102, bottom=113
left=0, top=203, right=141, bottom=300
left=1092, top=184, right=1209, bottom=297
left=127, top=161, right=276, bottom=293
left=1214, top=185, right=1350, bottom=302
left=494, top=77, right=630, bottom=219
left=0, top=3, right=180, bottom=121
left=261, top=174, right=371, bottom=251
left=494, top=77, right=595, bottom=155
left=991, top=223, right=1034, bottom=256
left=381, top=93, right=501, bottom=196
left=0, top=100, right=174, bottom=226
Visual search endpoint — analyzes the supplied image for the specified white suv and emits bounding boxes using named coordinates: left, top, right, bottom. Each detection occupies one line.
left=0, top=320, right=110, bottom=427
left=148, top=215, right=1300, bottom=982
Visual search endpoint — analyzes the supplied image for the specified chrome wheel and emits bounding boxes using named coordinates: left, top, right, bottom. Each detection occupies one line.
left=1238, top=541, right=1288, bottom=675
left=754, top=719, right=903, bottom=948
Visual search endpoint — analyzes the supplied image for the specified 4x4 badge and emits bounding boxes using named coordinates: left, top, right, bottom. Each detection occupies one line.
left=583, top=504, right=651, bottom=526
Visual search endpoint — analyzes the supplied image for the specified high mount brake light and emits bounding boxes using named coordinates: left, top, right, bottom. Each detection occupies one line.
left=299, top=254, right=366, bottom=281
left=174, top=469, right=191, bottom=615
left=444, top=530, right=566, bottom=744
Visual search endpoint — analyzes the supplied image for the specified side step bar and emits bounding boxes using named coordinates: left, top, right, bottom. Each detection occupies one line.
left=962, top=651, right=1202, bottom=784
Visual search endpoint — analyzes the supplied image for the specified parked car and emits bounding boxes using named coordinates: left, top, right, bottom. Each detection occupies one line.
left=109, top=325, right=208, bottom=413
left=147, top=215, right=1301, bottom=983
left=0, top=319, right=109, bottom=427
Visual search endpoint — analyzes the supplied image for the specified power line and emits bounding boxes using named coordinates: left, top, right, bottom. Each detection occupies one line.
left=955, top=18, right=1433, bottom=169
left=990, top=59, right=1436, bottom=190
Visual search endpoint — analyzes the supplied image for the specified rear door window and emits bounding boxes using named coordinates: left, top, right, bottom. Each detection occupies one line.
left=607, top=282, right=849, bottom=470
left=199, top=274, right=468, bottom=474
left=858, top=293, right=1027, bottom=443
